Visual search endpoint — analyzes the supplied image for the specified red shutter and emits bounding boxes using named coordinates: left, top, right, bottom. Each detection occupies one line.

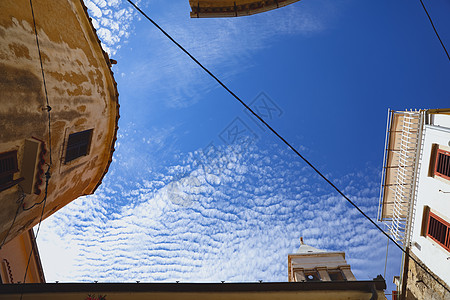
left=427, top=212, right=450, bottom=252
left=434, top=149, right=450, bottom=180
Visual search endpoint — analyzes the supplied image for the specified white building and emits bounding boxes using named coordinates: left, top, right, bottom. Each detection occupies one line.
left=379, top=109, right=450, bottom=299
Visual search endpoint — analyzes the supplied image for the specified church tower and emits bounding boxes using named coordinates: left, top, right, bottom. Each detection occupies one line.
left=288, top=237, right=357, bottom=282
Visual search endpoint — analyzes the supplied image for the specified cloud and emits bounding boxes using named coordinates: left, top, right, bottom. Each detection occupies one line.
left=37, top=136, right=401, bottom=285
left=83, top=0, right=136, bottom=55
left=96, top=0, right=334, bottom=108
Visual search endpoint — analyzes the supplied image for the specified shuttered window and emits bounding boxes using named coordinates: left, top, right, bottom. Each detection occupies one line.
left=427, top=212, right=450, bottom=252
left=0, top=150, right=21, bottom=192
left=434, top=149, right=450, bottom=180
left=65, top=129, right=93, bottom=163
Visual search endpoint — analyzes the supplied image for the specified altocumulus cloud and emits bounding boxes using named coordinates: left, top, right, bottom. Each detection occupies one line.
left=83, top=0, right=137, bottom=55
left=37, top=135, right=399, bottom=283
left=84, top=0, right=332, bottom=108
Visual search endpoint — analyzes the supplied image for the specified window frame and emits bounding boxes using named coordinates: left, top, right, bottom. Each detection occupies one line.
left=64, top=129, right=93, bottom=163
left=434, top=148, right=450, bottom=180
left=426, top=211, right=450, bottom=252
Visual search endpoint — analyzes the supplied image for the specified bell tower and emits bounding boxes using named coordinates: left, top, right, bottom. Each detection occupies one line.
left=288, top=237, right=356, bottom=282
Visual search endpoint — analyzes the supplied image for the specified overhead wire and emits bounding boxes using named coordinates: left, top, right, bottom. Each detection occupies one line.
left=419, top=0, right=450, bottom=62
left=0, top=186, right=26, bottom=251
left=22, top=167, right=50, bottom=284
left=125, top=0, right=450, bottom=294
left=20, top=0, right=53, bottom=289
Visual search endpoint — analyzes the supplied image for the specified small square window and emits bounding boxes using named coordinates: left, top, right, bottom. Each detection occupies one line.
left=65, top=129, right=93, bottom=163
left=0, top=150, right=23, bottom=192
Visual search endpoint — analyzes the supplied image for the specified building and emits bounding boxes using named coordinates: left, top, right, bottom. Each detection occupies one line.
left=287, top=237, right=387, bottom=299
left=288, top=237, right=356, bottom=282
left=188, top=0, right=301, bottom=18
left=379, top=109, right=450, bottom=299
left=0, top=238, right=387, bottom=299
left=0, top=0, right=119, bottom=249
left=0, top=229, right=45, bottom=284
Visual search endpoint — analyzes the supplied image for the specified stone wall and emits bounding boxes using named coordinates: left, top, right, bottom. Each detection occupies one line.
left=405, top=253, right=450, bottom=300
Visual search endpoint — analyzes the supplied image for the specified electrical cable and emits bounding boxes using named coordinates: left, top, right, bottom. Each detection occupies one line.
left=125, top=0, right=450, bottom=294
left=23, top=0, right=53, bottom=214
left=0, top=186, right=26, bottom=251
left=22, top=167, right=50, bottom=284
left=22, top=192, right=47, bottom=211
left=29, top=0, right=52, bottom=166
left=383, top=229, right=389, bottom=279
left=20, top=0, right=53, bottom=291
left=419, top=0, right=450, bottom=62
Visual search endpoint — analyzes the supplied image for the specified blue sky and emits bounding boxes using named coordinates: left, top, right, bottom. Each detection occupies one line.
left=37, top=0, right=449, bottom=296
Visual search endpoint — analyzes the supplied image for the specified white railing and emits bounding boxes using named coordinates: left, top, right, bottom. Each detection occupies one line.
left=389, top=111, right=423, bottom=246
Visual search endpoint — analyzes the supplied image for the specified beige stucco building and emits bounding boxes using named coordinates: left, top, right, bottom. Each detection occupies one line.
left=0, top=229, right=45, bottom=284
left=0, top=0, right=119, bottom=248
left=288, top=238, right=356, bottom=283
left=188, top=0, right=301, bottom=18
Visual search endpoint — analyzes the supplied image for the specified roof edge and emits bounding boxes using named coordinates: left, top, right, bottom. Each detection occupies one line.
left=427, top=108, right=450, bottom=115
left=77, top=0, right=120, bottom=194
left=0, top=280, right=387, bottom=294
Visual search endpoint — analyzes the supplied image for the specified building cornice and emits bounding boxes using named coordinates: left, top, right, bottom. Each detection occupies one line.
left=189, top=0, right=301, bottom=18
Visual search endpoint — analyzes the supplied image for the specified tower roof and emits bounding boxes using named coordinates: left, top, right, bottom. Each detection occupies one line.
left=296, top=237, right=326, bottom=254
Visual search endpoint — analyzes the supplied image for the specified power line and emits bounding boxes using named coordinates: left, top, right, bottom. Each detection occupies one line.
left=125, top=0, right=450, bottom=294
left=21, top=0, right=53, bottom=289
left=0, top=186, right=25, bottom=250
left=419, top=0, right=450, bottom=62
left=22, top=167, right=50, bottom=284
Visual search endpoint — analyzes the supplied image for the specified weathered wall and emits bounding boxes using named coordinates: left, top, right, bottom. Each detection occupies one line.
left=405, top=253, right=450, bottom=300
left=0, top=0, right=118, bottom=245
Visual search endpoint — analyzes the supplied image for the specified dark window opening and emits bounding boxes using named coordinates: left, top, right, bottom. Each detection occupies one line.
left=434, top=149, right=450, bottom=180
left=0, top=150, right=23, bottom=192
left=427, top=212, right=450, bottom=252
left=65, top=129, right=93, bottom=163
left=329, top=270, right=345, bottom=281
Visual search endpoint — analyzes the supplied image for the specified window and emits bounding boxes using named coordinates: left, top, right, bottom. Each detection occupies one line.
left=328, top=270, right=345, bottom=281
left=0, top=150, right=23, bottom=192
left=426, top=212, right=450, bottom=252
left=434, top=149, right=450, bottom=180
left=65, top=129, right=93, bottom=163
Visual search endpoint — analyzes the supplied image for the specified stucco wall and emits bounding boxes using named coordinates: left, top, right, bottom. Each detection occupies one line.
left=0, top=229, right=44, bottom=283
left=0, top=0, right=118, bottom=245
left=409, top=120, right=450, bottom=287
left=289, top=252, right=348, bottom=270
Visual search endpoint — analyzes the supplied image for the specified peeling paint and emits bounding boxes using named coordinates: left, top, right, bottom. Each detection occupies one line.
left=0, top=0, right=119, bottom=245
left=8, top=43, right=31, bottom=60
